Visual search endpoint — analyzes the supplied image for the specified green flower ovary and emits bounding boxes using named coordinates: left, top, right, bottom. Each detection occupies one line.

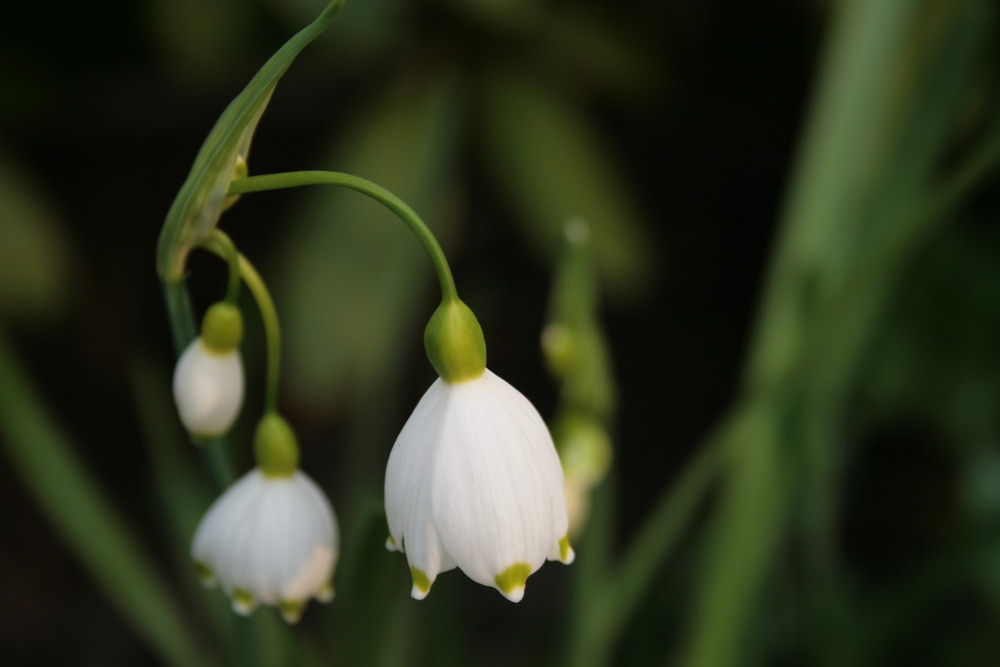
left=201, top=302, right=243, bottom=353
left=254, top=413, right=300, bottom=477
left=424, top=298, right=487, bottom=383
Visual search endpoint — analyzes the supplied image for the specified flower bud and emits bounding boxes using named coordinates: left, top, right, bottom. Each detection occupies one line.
left=173, top=303, right=245, bottom=440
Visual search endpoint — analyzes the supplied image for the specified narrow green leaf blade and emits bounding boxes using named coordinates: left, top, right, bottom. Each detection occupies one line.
left=0, top=333, right=213, bottom=666
left=156, top=0, right=346, bottom=282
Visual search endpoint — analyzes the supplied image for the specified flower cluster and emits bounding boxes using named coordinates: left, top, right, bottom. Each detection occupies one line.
left=173, top=299, right=339, bottom=623
left=174, top=294, right=572, bottom=616
left=162, top=3, right=574, bottom=617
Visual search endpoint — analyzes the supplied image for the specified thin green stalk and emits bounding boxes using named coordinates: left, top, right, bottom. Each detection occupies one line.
left=203, top=229, right=242, bottom=304
left=202, top=234, right=282, bottom=413
left=229, top=172, right=458, bottom=302
left=163, top=280, right=197, bottom=356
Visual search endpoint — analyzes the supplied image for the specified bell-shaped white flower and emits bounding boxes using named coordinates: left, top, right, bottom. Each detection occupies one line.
left=173, top=302, right=245, bottom=440
left=385, top=368, right=574, bottom=602
left=192, top=467, right=339, bottom=623
left=192, top=414, right=338, bottom=623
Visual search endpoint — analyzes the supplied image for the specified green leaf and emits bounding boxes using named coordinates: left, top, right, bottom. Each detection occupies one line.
left=686, top=2, right=997, bottom=665
left=276, top=75, right=461, bottom=411
left=0, top=332, right=213, bottom=667
left=156, top=0, right=346, bottom=283
left=745, top=0, right=992, bottom=390
left=481, top=71, right=655, bottom=300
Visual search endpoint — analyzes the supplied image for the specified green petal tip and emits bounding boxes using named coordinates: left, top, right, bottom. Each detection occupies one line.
left=494, top=563, right=532, bottom=602
left=230, top=588, right=256, bottom=615
left=194, top=560, right=216, bottom=587
left=278, top=599, right=305, bottom=624
left=559, top=534, right=575, bottom=564
left=410, top=566, right=432, bottom=600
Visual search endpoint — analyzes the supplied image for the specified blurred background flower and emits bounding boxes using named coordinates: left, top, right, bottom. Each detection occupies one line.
left=3, top=0, right=1000, bottom=665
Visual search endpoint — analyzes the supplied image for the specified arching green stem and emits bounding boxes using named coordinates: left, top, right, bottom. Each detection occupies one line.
left=203, top=229, right=241, bottom=304
left=228, top=171, right=459, bottom=302
left=202, top=232, right=282, bottom=413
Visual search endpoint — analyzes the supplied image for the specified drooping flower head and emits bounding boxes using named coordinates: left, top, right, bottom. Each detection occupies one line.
left=385, top=299, right=573, bottom=602
left=173, top=302, right=245, bottom=440
left=192, top=414, right=339, bottom=623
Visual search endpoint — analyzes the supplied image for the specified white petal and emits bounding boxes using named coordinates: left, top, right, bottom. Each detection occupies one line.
left=483, top=370, right=570, bottom=546
left=173, top=338, right=244, bottom=438
left=279, top=473, right=337, bottom=602
left=191, top=469, right=264, bottom=574
left=430, top=371, right=562, bottom=587
left=384, top=379, right=446, bottom=549
left=385, top=379, right=455, bottom=590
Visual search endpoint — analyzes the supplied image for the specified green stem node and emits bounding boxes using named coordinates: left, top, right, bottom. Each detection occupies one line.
left=203, top=229, right=242, bottom=304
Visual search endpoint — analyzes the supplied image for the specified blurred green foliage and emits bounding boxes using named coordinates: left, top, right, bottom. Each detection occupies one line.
left=2, top=0, right=1000, bottom=665
left=0, top=156, right=72, bottom=321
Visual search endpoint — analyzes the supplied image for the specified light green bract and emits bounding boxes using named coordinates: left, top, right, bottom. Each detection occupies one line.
left=156, top=0, right=347, bottom=283
left=424, top=298, right=487, bottom=383
left=254, top=413, right=300, bottom=478
left=200, top=302, right=243, bottom=353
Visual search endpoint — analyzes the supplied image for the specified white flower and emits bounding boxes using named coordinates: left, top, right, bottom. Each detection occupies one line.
left=385, top=369, right=574, bottom=602
left=173, top=337, right=244, bottom=439
left=192, top=467, right=338, bottom=623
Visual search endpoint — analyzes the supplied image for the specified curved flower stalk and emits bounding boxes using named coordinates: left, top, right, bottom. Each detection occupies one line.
left=173, top=302, right=245, bottom=440
left=385, top=299, right=573, bottom=602
left=192, top=414, right=338, bottom=623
